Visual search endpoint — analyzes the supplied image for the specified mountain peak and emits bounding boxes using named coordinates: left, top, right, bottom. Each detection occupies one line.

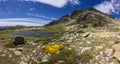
left=45, top=8, right=117, bottom=27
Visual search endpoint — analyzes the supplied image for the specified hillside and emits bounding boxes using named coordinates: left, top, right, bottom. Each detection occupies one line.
left=45, top=8, right=120, bottom=28
left=1, top=8, right=120, bottom=64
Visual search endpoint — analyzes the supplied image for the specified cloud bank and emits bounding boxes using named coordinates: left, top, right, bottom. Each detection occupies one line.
left=0, top=18, right=50, bottom=26
left=21, top=0, right=80, bottom=8
left=94, top=0, right=120, bottom=14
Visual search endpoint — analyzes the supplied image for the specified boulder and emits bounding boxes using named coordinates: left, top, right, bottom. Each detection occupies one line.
left=14, top=51, right=22, bottom=56
left=104, top=49, right=113, bottom=56
left=81, top=47, right=92, bottom=53
left=95, top=46, right=104, bottom=51
left=81, top=32, right=91, bottom=37
left=19, top=61, right=27, bottom=64
left=113, top=51, right=120, bottom=61
left=112, top=44, right=120, bottom=51
left=13, top=36, right=25, bottom=46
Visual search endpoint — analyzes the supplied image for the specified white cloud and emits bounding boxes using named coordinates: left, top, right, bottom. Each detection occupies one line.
left=0, top=21, right=40, bottom=26
left=94, top=0, right=120, bottom=14
left=0, top=18, right=50, bottom=26
left=21, top=0, right=80, bottom=8
left=27, top=13, right=56, bottom=20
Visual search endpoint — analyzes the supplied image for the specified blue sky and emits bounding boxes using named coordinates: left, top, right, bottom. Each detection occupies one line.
left=0, top=0, right=120, bottom=26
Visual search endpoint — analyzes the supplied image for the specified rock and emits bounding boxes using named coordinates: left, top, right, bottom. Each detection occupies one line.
left=95, top=46, right=104, bottom=51
left=8, top=48, right=16, bottom=51
left=1, top=53, right=6, bottom=57
left=87, top=41, right=91, bottom=44
left=81, top=32, right=91, bottom=37
left=28, top=41, right=38, bottom=45
left=108, top=41, right=115, bottom=46
left=113, top=51, right=120, bottom=61
left=8, top=54, right=13, bottom=58
left=105, top=49, right=113, bottom=56
left=41, top=59, right=48, bottom=62
left=81, top=47, right=92, bottom=53
left=67, top=39, right=73, bottom=43
left=17, top=45, right=24, bottom=51
left=68, top=48, right=72, bottom=50
left=112, top=44, right=120, bottom=51
left=41, top=55, right=49, bottom=62
left=69, top=37, right=74, bottom=40
left=95, top=55, right=100, bottom=60
left=20, top=56, right=29, bottom=62
left=19, top=61, right=27, bottom=64
left=14, top=51, right=22, bottom=56
left=55, top=60, right=65, bottom=64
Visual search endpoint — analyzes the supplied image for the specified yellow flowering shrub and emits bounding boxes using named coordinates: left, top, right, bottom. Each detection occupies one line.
left=44, top=44, right=63, bottom=54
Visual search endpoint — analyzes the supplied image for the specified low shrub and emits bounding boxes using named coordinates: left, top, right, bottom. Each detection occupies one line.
left=43, top=49, right=78, bottom=64
left=13, top=36, right=25, bottom=46
left=79, top=52, right=93, bottom=62
left=5, top=43, right=16, bottom=48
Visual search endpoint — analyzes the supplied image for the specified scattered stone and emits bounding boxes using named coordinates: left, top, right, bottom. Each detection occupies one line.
left=87, top=41, right=91, bottom=44
left=20, top=56, right=29, bottom=62
left=95, top=46, right=104, bottom=51
left=55, top=60, right=65, bottom=64
left=1, top=53, right=6, bottom=57
left=81, top=32, right=91, bottom=37
left=41, top=55, right=49, bottom=62
left=105, top=49, right=113, bottom=56
left=108, top=41, right=115, bottom=46
left=14, top=51, right=22, bottom=56
left=68, top=48, right=72, bottom=50
left=19, top=61, right=27, bottom=64
left=8, top=54, right=13, bottom=58
left=67, top=39, right=73, bottom=43
left=17, top=45, right=24, bottom=51
left=113, top=51, right=120, bottom=61
left=112, top=44, right=120, bottom=51
left=8, top=48, right=16, bottom=51
left=81, top=47, right=92, bottom=53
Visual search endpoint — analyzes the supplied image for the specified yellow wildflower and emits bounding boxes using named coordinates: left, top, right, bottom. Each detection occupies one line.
left=44, top=44, right=63, bottom=54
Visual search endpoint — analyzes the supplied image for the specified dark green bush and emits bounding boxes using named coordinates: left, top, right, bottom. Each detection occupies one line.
left=13, top=36, right=25, bottom=46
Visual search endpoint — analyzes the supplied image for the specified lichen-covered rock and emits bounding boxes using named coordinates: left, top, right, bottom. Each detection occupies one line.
left=104, top=49, right=113, bottom=56
left=81, top=47, right=92, bottom=53
left=112, top=44, right=120, bottom=51
left=19, top=61, right=27, bottom=64
left=14, top=51, right=22, bottom=56
left=113, top=51, right=120, bottom=61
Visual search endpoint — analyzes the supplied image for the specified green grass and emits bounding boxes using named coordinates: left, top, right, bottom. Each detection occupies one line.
left=41, top=49, right=78, bottom=64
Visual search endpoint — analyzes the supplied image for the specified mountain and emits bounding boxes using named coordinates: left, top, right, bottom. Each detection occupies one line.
left=45, top=8, right=120, bottom=28
left=0, top=25, right=26, bottom=31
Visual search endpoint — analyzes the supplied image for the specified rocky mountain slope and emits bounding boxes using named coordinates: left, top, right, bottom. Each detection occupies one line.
left=1, top=8, right=120, bottom=64
left=45, top=8, right=120, bottom=28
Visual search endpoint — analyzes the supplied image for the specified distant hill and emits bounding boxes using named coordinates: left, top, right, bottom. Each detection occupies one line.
left=0, top=25, right=26, bottom=31
left=45, top=8, right=120, bottom=28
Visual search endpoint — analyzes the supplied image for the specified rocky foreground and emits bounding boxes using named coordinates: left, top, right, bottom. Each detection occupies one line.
left=0, top=27, right=120, bottom=64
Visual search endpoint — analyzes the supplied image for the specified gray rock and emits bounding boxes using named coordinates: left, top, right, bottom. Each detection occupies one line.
left=104, top=49, right=113, bottom=56
left=8, top=54, right=13, bottom=58
left=113, top=51, right=120, bottom=61
left=112, top=44, right=120, bottom=51
left=81, top=47, right=92, bottom=53
left=81, top=32, right=91, bottom=37
left=19, top=61, right=27, bottom=64
left=41, top=55, right=49, bottom=62
left=14, top=51, right=22, bottom=56
left=20, top=56, right=29, bottom=62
